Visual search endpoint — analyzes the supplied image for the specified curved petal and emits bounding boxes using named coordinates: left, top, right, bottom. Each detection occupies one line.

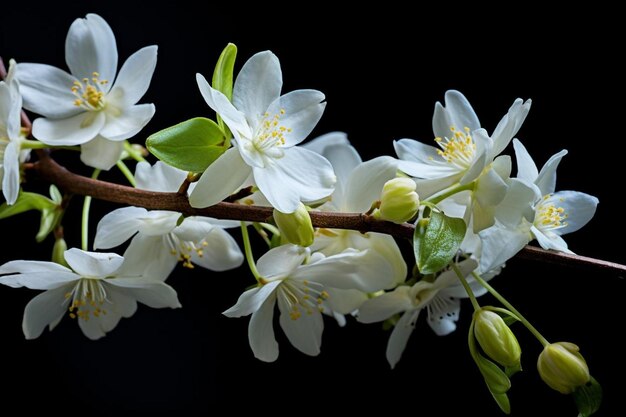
left=547, top=191, right=599, bottom=235
left=265, top=89, right=326, bottom=147
left=426, top=296, right=460, bottom=336
left=99, top=103, right=155, bottom=141
left=325, top=288, right=367, bottom=315
left=65, top=13, right=117, bottom=87
left=344, top=156, right=398, bottom=212
left=532, top=226, right=572, bottom=253
left=387, top=310, right=419, bottom=369
left=248, top=293, right=279, bottom=362
left=535, top=149, right=568, bottom=196
left=64, top=248, right=124, bottom=278
left=233, top=51, right=282, bottom=129
left=357, top=286, right=412, bottom=323
left=16, top=63, right=82, bottom=118
left=223, top=280, right=281, bottom=318
left=94, top=206, right=147, bottom=249
left=394, top=138, right=446, bottom=165
left=134, top=210, right=179, bottom=236
left=106, top=278, right=181, bottom=308
left=513, top=139, right=538, bottom=183
left=2, top=141, right=21, bottom=205
left=253, top=147, right=335, bottom=213
left=368, top=233, right=407, bottom=284
left=319, top=143, right=361, bottom=189
left=491, top=98, right=531, bottom=157
left=415, top=174, right=462, bottom=199
left=135, top=161, right=187, bottom=192
left=444, top=90, right=480, bottom=132
left=22, top=284, right=73, bottom=339
left=256, top=244, right=308, bottom=278
left=494, top=178, right=537, bottom=228
left=302, top=131, right=351, bottom=154
left=190, top=228, right=244, bottom=271
left=118, top=234, right=177, bottom=281
left=32, top=111, right=105, bottom=146
left=432, top=101, right=453, bottom=139
left=188, top=147, right=251, bottom=208
left=278, top=292, right=323, bottom=357
left=80, top=135, right=124, bottom=170
left=479, top=223, right=531, bottom=273
left=196, top=74, right=250, bottom=137
left=109, top=46, right=157, bottom=106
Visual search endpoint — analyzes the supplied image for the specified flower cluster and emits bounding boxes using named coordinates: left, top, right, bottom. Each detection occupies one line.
left=0, top=13, right=604, bottom=415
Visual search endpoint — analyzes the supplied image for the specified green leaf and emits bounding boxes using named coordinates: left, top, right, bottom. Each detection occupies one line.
left=490, top=391, right=511, bottom=415
left=146, top=117, right=226, bottom=172
left=573, top=376, right=602, bottom=417
left=212, top=43, right=237, bottom=101
left=413, top=211, right=466, bottom=274
left=0, top=192, right=55, bottom=220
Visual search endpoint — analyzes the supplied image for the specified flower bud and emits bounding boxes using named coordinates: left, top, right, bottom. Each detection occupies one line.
left=52, top=237, right=69, bottom=268
left=273, top=203, right=314, bottom=247
left=474, top=310, right=521, bottom=367
left=537, top=342, right=590, bottom=394
left=378, top=178, right=420, bottom=224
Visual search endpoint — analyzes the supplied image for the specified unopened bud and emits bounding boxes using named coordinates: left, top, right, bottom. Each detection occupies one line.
left=378, top=178, right=420, bottom=224
left=273, top=203, right=314, bottom=247
left=537, top=342, right=590, bottom=394
left=52, top=238, right=69, bottom=268
left=474, top=310, right=521, bottom=367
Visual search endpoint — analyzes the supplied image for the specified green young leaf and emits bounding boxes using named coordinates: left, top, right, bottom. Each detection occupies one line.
left=573, top=376, right=602, bottom=417
left=490, top=391, right=511, bottom=415
left=413, top=211, right=466, bottom=274
left=146, top=117, right=226, bottom=172
left=0, top=192, right=56, bottom=220
left=49, top=184, right=63, bottom=204
left=212, top=43, right=237, bottom=139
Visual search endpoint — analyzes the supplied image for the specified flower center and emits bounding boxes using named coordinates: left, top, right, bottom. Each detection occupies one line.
left=166, top=233, right=208, bottom=269
left=253, top=108, right=292, bottom=153
left=71, top=72, right=108, bottom=111
left=535, top=195, right=569, bottom=231
left=65, top=278, right=108, bottom=320
left=434, top=126, right=476, bottom=169
left=280, top=279, right=329, bottom=320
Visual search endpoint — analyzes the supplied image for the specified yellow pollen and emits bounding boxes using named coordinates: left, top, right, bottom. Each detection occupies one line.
left=254, top=109, right=290, bottom=149
left=536, top=198, right=569, bottom=230
left=435, top=126, right=476, bottom=168
left=67, top=278, right=108, bottom=320
left=70, top=72, right=107, bottom=110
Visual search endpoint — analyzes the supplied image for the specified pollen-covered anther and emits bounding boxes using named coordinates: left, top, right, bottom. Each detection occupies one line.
left=70, top=72, right=107, bottom=111
left=434, top=126, right=476, bottom=168
left=67, top=279, right=108, bottom=320
left=254, top=108, right=292, bottom=150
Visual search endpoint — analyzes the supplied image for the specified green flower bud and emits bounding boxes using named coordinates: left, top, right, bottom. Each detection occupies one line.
left=537, top=342, right=590, bottom=394
left=52, top=237, right=69, bottom=268
left=378, top=178, right=420, bottom=224
left=474, top=310, right=521, bottom=367
left=273, top=203, right=314, bottom=247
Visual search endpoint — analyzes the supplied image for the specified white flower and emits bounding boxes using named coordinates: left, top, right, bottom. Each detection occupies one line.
left=94, top=161, right=243, bottom=280
left=0, top=248, right=181, bottom=340
left=223, top=244, right=394, bottom=362
left=394, top=90, right=531, bottom=231
left=0, top=60, right=29, bottom=204
left=189, top=51, right=335, bottom=213
left=357, top=259, right=479, bottom=368
left=479, top=139, right=598, bottom=272
left=304, top=132, right=407, bottom=285
left=17, top=14, right=157, bottom=170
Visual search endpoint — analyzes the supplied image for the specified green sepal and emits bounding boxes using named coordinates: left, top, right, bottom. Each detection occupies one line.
left=573, top=376, right=602, bottom=417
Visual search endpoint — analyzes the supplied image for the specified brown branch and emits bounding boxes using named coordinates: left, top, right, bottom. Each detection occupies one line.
left=28, top=151, right=626, bottom=275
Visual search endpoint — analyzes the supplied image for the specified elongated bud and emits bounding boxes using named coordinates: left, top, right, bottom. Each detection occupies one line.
left=378, top=178, right=420, bottom=224
left=273, top=203, right=314, bottom=247
left=537, top=342, right=590, bottom=394
left=474, top=310, right=521, bottom=367
left=52, top=238, right=69, bottom=268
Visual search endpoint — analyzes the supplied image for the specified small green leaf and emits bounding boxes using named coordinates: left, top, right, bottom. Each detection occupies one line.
left=212, top=43, right=237, bottom=101
left=414, top=211, right=466, bottom=274
left=573, top=376, right=602, bottom=417
left=0, top=192, right=55, bottom=220
left=490, top=391, right=511, bottom=415
left=49, top=184, right=62, bottom=204
left=146, top=117, right=226, bottom=172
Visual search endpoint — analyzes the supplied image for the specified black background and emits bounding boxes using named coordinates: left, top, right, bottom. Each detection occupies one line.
left=1, top=2, right=624, bottom=416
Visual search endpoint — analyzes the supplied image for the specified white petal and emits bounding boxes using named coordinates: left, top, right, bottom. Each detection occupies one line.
left=22, top=284, right=73, bottom=339
left=16, top=63, right=82, bottom=118
left=118, top=234, right=177, bottom=281
left=188, top=147, right=251, bottom=208
left=387, top=310, right=419, bottom=369
left=2, top=141, right=21, bottom=205
left=109, top=46, right=157, bottom=106
left=223, top=280, right=281, bottom=318
left=196, top=74, right=250, bottom=137
left=367, top=233, right=408, bottom=285
left=394, top=138, right=441, bottom=165
left=491, top=98, right=531, bottom=157
left=431, top=258, right=479, bottom=290
left=302, top=131, right=351, bottom=154
left=135, top=161, right=187, bottom=192
left=513, top=139, right=538, bottom=183
left=248, top=294, right=279, bottom=362
left=106, top=278, right=181, bottom=308
left=100, top=103, right=155, bottom=141
left=426, top=296, right=460, bottom=336
left=546, top=191, right=599, bottom=235
left=357, top=286, right=413, bottom=323
left=65, top=14, right=117, bottom=86
left=265, top=90, right=326, bottom=147
left=33, top=111, right=105, bottom=146
left=133, top=210, right=179, bottom=236
left=80, top=135, right=124, bottom=170
left=253, top=146, right=335, bottom=213
left=479, top=223, right=531, bottom=273
left=531, top=226, right=572, bottom=253
left=474, top=166, right=508, bottom=208
left=415, top=174, right=463, bottom=199
left=535, top=149, right=568, bottom=196
left=64, top=248, right=124, bottom=278
left=444, top=90, right=481, bottom=132
left=278, top=291, right=323, bottom=357
left=459, top=129, right=489, bottom=184
left=0, top=261, right=77, bottom=290
left=317, top=143, right=361, bottom=192
left=233, top=51, right=282, bottom=128
left=190, top=228, right=244, bottom=271
left=256, top=244, right=308, bottom=278
left=494, top=179, right=537, bottom=228
left=94, top=206, right=147, bottom=249
left=344, top=156, right=398, bottom=213
left=432, top=101, right=453, bottom=139
left=325, top=288, right=367, bottom=315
